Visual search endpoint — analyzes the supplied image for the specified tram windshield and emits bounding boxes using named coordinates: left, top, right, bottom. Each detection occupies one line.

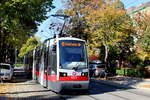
left=59, top=40, right=87, bottom=69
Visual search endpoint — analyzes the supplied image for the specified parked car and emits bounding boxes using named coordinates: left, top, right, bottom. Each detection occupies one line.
left=89, top=60, right=107, bottom=77
left=13, top=66, right=27, bottom=76
left=0, top=63, right=13, bottom=81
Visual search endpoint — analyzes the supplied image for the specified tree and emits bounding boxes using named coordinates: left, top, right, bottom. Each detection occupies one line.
left=61, top=0, right=99, bottom=57
left=134, top=13, right=150, bottom=54
left=0, top=0, right=54, bottom=62
left=18, top=37, right=41, bottom=58
left=62, top=0, right=91, bottom=41
left=62, top=0, right=135, bottom=64
left=85, top=0, right=135, bottom=62
left=112, top=0, right=125, bottom=10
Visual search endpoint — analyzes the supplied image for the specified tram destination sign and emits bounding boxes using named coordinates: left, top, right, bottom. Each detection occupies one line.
left=61, top=42, right=81, bottom=47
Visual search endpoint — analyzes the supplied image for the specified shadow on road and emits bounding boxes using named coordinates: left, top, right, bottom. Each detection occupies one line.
left=0, top=77, right=144, bottom=100
left=11, top=76, right=32, bottom=83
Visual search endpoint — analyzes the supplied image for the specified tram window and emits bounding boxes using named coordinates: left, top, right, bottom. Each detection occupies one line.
left=66, top=53, right=81, bottom=61
left=61, top=47, right=85, bottom=62
left=48, top=44, right=57, bottom=74
left=52, top=54, right=57, bottom=67
left=48, top=46, right=53, bottom=66
left=59, top=40, right=87, bottom=69
left=52, top=45, right=56, bottom=53
left=44, top=45, right=48, bottom=67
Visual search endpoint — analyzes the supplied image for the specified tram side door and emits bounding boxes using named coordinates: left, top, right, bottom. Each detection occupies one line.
left=32, top=50, right=36, bottom=80
left=47, top=44, right=57, bottom=90
left=43, top=43, right=49, bottom=87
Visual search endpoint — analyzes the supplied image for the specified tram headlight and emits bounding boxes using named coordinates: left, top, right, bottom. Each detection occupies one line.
left=60, top=72, right=67, bottom=77
left=81, top=72, right=88, bottom=76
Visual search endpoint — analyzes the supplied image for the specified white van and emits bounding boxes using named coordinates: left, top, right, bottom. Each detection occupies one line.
left=0, top=63, right=13, bottom=80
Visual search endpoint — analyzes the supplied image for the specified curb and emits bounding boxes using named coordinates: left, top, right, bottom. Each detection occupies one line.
left=91, top=78, right=150, bottom=90
left=91, top=79, right=133, bottom=89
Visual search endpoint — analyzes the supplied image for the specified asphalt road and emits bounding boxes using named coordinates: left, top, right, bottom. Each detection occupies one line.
left=0, top=76, right=150, bottom=100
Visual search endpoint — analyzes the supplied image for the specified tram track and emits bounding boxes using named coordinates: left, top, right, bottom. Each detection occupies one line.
left=123, top=90, right=150, bottom=98
left=87, top=95, right=102, bottom=100
left=58, top=85, right=129, bottom=100
left=59, top=93, right=101, bottom=100
left=90, top=86, right=130, bottom=100
left=53, top=80, right=150, bottom=100
left=56, top=88, right=102, bottom=100
left=91, top=79, right=150, bottom=99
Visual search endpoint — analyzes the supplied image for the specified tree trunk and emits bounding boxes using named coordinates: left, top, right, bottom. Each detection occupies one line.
left=103, top=42, right=109, bottom=63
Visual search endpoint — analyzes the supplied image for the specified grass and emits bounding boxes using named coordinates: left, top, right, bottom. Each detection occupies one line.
left=15, top=63, right=24, bottom=67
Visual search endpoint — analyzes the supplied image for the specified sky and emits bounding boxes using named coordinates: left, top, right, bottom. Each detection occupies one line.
left=35, top=0, right=63, bottom=41
left=35, top=0, right=150, bottom=41
left=121, top=0, right=149, bottom=9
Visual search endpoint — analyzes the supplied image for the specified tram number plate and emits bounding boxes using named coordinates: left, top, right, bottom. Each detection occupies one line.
left=71, top=76, right=77, bottom=79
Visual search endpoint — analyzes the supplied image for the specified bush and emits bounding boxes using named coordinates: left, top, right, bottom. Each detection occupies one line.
left=116, top=68, right=124, bottom=76
left=116, top=68, right=147, bottom=77
left=15, top=63, right=24, bottom=67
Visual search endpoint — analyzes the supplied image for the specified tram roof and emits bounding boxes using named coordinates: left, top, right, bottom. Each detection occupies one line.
left=58, top=37, right=85, bottom=41
left=44, top=37, right=85, bottom=43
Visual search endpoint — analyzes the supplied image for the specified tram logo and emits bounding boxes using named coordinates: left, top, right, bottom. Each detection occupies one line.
left=72, top=71, right=77, bottom=76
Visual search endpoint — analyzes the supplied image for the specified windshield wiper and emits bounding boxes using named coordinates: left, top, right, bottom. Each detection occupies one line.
left=72, top=66, right=78, bottom=71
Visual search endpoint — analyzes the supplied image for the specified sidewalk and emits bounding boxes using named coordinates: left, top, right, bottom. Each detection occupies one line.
left=93, top=76, right=150, bottom=90
left=0, top=80, right=62, bottom=100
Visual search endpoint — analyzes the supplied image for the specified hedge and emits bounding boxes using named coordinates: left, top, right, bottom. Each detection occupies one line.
left=116, top=68, right=147, bottom=77
left=15, top=63, right=25, bottom=67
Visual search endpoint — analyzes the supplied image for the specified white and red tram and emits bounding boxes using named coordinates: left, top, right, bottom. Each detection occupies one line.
left=32, top=37, right=89, bottom=92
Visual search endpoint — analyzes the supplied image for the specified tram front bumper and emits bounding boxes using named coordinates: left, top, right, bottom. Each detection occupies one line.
left=60, top=81, right=89, bottom=90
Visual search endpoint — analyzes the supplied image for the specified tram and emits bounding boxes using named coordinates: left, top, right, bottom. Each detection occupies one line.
left=32, top=36, right=89, bottom=92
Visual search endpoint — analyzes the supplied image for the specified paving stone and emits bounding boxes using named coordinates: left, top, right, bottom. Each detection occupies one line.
left=0, top=79, right=62, bottom=100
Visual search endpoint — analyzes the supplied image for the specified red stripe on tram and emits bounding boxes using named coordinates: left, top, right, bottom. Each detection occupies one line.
left=59, top=76, right=88, bottom=81
left=47, top=75, right=57, bottom=81
left=34, top=70, right=56, bottom=81
left=34, top=70, right=88, bottom=81
left=44, top=74, right=47, bottom=80
left=43, top=74, right=57, bottom=81
left=33, top=70, right=41, bottom=76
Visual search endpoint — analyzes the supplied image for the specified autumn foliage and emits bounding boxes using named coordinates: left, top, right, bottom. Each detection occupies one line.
left=63, top=0, right=135, bottom=63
